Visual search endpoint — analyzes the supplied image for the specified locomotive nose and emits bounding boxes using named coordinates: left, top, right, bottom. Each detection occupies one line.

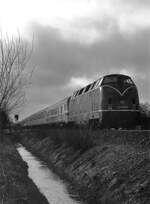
left=101, top=85, right=139, bottom=110
left=100, top=84, right=140, bottom=128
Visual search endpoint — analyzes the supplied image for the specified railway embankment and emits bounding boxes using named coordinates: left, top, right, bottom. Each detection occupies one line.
left=18, top=128, right=150, bottom=204
left=0, top=135, right=49, bottom=204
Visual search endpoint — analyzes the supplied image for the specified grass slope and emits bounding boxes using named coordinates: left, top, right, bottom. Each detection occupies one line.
left=19, top=128, right=150, bottom=204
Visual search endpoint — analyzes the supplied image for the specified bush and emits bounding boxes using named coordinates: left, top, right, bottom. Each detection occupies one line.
left=29, top=127, right=95, bottom=152
left=62, top=128, right=95, bottom=152
left=140, top=103, right=150, bottom=117
left=140, top=103, right=150, bottom=129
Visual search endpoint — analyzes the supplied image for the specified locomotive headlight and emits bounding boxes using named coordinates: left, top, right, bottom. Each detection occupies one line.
left=108, top=97, right=112, bottom=110
left=132, top=98, right=136, bottom=104
left=118, top=100, right=128, bottom=109
left=132, top=98, right=136, bottom=108
left=120, top=100, right=125, bottom=105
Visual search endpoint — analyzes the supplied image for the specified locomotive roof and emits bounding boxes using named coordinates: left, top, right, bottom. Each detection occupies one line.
left=103, top=74, right=131, bottom=78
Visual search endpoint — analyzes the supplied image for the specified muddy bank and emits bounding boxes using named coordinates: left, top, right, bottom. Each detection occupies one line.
left=0, top=139, right=49, bottom=204
left=19, top=128, right=150, bottom=204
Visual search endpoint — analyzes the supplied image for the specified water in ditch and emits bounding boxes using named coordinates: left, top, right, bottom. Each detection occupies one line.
left=17, top=145, right=82, bottom=204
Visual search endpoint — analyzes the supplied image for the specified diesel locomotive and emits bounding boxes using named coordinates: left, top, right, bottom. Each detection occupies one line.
left=21, top=74, right=140, bottom=128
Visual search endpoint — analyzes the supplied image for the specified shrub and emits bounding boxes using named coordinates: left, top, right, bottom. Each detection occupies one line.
left=140, top=103, right=150, bottom=129
left=140, top=103, right=150, bottom=117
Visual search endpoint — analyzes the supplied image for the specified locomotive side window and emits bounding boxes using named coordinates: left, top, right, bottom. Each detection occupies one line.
left=90, top=81, right=97, bottom=90
left=92, top=80, right=99, bottom=89
left=77, top=88, right=84, bottom=96
left=95, top=78, right=102, bottom=87
left=72, top=78, right=102, bottom=98
left=84, top=84, right=92, bottom=93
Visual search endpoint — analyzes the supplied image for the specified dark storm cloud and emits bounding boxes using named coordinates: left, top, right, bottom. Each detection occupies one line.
left=30, top=23, right=149, bottom=84
left=30, top=24, right=83, bottom=87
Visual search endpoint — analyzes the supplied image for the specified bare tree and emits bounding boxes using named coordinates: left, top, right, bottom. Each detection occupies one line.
left=0, top=33, right=32, bottom=139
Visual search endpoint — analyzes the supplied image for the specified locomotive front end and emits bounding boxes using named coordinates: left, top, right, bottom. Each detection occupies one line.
left=100, top=74, right=140, bottom=128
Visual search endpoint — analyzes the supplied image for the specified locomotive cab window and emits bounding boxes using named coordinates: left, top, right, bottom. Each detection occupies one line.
left=102, top=75, right=134, bottom=85
left=102, top=76, right=118, bottom=84
left=123, top=78, right=133, bottom=84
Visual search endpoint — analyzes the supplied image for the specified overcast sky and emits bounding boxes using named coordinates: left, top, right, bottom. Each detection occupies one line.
left=0, top=0, right=150, bottom=119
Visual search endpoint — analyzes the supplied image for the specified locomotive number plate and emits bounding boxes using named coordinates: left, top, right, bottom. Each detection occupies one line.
left=120, top=100, right=125, bottom=104
left=118, top=100, right=128, bottom=109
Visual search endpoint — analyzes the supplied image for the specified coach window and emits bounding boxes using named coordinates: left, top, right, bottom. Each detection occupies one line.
left=61, top=106, right=63, bottom=113
left=64, top=104, right=67, bottom=111
left=102, top=76, right=118, bottom=84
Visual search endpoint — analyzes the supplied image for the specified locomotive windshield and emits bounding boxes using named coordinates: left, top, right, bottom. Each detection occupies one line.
left=102, top=75, right=134, bottom=85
